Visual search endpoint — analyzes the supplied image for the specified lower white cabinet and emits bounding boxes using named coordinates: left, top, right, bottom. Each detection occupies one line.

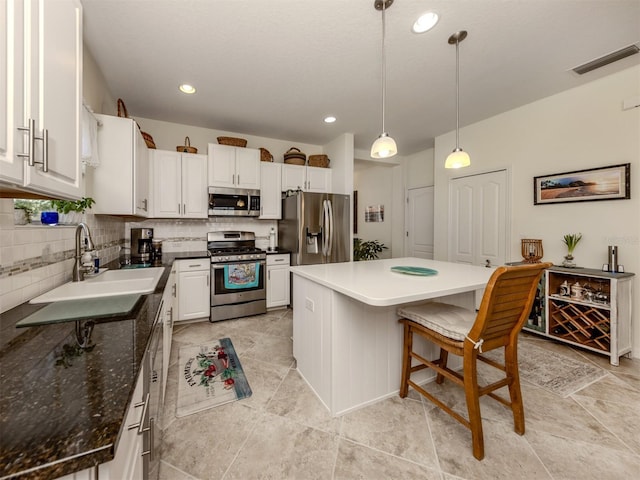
left=162, top=266, right=176, bottom=402
left=176, top=258, right=210, bottom=321
left=266, top=253, right=290, bottom=308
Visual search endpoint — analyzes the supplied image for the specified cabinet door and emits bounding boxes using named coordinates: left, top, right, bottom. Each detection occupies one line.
left=0, top=0, right=26, bottom=185
left=151, top=150, right=181, bottom=218
left=259, top=162, right=281, bottom=219
left=162, top=268, right=176, bottom=402
left=306, top=166, right=331, bottom=193
left=281, top=164, right=305, bottom=191
left=104, top=372, right=145, bottom=480
left=23, top=0, right=82, bottom=199
left=267, top=265, right=290, bottom=308
left=90, top=115, right=136, bottom=215
left=177, top=269, right=210, bottom=321
left=208, top=143, right=235, bottom=187
left=134, top=129, right=149, bottom=216
left=181, top=153, right=208, bottom=218
left=235, top=147, right=260, bottom=189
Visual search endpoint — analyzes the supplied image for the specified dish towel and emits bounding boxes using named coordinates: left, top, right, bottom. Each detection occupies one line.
left=224, top=263, right=260, bottom=289
left=81, top=103, right=100, bottom=167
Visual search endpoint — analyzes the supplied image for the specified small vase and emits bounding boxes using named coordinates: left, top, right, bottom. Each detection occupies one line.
left=562, top=254, right=576, bottom=268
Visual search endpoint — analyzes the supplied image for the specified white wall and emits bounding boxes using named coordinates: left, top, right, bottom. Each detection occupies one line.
left=434, top=65, right=640, bottom=357
left=135, top=117, right=324, bottom=162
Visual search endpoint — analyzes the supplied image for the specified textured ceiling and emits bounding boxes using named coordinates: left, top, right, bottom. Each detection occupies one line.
left=82, top=0, right=640, bottom=156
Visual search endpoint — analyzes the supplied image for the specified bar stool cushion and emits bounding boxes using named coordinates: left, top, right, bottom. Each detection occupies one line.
left=397, top=302, right=475, bottom=341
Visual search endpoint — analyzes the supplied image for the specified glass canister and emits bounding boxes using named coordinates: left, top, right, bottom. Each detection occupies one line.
left=151, top=240, right=162, bottom=260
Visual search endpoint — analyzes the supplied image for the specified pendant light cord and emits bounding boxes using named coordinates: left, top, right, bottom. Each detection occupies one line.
left=455, top=38, right=460, bottom=149
left=381, top=3, right=387, bottom=134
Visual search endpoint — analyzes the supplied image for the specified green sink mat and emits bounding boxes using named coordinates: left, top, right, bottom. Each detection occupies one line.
left=17, top=294, right=142, bottom=328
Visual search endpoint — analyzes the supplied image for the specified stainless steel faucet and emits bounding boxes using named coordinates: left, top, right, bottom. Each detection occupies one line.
left=73, top=222, right=96, bottom=282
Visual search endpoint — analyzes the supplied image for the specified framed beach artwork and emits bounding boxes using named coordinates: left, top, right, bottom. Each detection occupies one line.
left=533, top=163, right=630, bottom=205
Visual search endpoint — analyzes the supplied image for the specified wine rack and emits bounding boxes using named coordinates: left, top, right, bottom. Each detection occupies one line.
left=523, top=266, right=634, bottom=366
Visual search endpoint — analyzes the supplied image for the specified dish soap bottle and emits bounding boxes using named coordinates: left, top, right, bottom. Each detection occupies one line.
left=269, top=227, right=276, bottom=252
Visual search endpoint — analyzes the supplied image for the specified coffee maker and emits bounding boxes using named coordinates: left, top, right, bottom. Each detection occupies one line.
left=131, top=228, right=153, bottom=264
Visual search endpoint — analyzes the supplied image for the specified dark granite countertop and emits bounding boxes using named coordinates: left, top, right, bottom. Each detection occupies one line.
left=0, top=252, right=206, bottom=480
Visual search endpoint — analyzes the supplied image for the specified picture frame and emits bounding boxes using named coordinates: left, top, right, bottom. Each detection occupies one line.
left=533, top=163, right=630, bottom=205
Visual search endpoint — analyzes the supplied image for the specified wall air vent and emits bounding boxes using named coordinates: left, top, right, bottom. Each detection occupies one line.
left=572, top=44, right=640, bottom=75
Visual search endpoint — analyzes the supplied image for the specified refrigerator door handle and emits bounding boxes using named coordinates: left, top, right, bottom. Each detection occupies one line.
left=327, top=199, right=334, bottom=257
left=321, top=200, right=329, bottom=256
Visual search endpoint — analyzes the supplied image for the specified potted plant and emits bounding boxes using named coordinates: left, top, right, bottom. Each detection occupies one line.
left=50, top=197, right=95, bottom=224
left=562, top=233, right=582, bottom=267
left=353, top=238, right=388, bottom=261
left=13, top=200, right=35, bottom=225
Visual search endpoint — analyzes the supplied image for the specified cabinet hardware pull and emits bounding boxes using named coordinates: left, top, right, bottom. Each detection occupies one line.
left=237, top=175, right=240, bottom=185
left=172, top=284, right=176, bottom=297
left=42, top=128, right=49, bottom=172
left=128, top=393, right=150, bottom=434
left=268, top=271, right=271, bottom=280
left=17, top=119, right=47, bottom=170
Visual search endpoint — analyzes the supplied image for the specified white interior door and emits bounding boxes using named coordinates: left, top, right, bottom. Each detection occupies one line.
left=449, top=169, right=508, bottom=268
left=405, top=186, right=434, bottom=259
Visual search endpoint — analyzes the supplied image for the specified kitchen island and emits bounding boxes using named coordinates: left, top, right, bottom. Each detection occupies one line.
left=290, top=257, right=493, bottom=416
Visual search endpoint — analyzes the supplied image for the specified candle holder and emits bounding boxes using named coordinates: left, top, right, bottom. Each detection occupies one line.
left=521, top=239, right=543, bottom=263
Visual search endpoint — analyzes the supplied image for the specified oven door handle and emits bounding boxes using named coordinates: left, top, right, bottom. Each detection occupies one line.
left=212, top=260, right=266, bottom=271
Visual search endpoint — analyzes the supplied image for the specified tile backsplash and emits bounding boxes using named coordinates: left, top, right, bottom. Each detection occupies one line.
left=0, top=199, right=126, bottom=313
left=0, top=199, right=278, bottom=313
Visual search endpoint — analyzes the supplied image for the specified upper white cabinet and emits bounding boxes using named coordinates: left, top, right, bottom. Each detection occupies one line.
left=260, top=162, right=281, bottom=219
left=0, top=0, right=83, bottom=200
left=282, top=164, right=331, bottom=193
left=208, top=143, right=260, bottom=189
left=150, top=150, right=208, bottom=218
left=90, top=114, right=149, bottom=217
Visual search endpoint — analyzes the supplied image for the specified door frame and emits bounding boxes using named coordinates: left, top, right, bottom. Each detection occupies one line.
left=447, top=167, right=512, bottom=265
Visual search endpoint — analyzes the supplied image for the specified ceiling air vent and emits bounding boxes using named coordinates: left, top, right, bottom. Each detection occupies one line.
left=572, top=44, right=640, bottom=75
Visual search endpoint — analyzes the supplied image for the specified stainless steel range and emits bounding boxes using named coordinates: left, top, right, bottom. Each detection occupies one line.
left=208, top=231, right=267, bottom=322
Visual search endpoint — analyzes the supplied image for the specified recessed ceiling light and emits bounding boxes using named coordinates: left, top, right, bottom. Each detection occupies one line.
left=179, top=84, right=196, bottom=94
left=324, top=116, right=337, bottom=124
left=412, top=12, right=439, bottom=34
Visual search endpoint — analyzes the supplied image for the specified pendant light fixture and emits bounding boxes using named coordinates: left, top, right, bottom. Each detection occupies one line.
left=371, top=0, right=397, bottom=159
left=445, top=30, right=470, bottom=169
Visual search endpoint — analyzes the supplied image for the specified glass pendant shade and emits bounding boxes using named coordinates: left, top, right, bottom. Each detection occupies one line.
left=371, top=132, right=398, bottom=158
left=444, top=148, right=471, bottom=169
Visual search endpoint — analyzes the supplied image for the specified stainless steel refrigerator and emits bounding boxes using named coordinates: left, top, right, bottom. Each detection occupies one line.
left=279, top=192, right=351, bottom=265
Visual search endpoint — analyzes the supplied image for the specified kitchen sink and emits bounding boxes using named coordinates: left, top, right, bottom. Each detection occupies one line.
left=29, top=267, right=165, bottom=304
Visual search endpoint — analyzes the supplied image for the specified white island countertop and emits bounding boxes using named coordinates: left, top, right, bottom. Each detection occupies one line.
left=290, top=257, right=494, bottom=307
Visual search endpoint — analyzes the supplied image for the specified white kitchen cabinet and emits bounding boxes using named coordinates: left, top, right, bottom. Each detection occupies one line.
left=0, top=0, right=83, bottom=200
left=281, top=164, right=331, bottom=193
left=208, top=143, right=260, bottom=189
left=162, top=265, right=176, bottom=403
left=260, top=162, right=282, bottom=219
left=267, top=253, right=290, bottom=308
left=90, top=114, right=149, bottom=217
left=176, top=258, right=210, bottom=322
left=150, top=150, right=207, bottom=218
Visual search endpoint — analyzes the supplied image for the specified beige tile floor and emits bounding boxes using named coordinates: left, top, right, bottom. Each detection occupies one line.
left=159, top=309, right=640, bottom=480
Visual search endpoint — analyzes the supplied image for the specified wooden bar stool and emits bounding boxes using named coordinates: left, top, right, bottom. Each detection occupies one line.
left=398, top=262, right=551, bottom=460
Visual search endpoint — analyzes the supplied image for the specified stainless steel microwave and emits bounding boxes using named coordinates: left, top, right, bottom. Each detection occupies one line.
left=208, top=187, right=261, bottom=216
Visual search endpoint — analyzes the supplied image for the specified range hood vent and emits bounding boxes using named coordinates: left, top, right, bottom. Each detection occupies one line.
left=572, top=44, right=640, bottom=75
